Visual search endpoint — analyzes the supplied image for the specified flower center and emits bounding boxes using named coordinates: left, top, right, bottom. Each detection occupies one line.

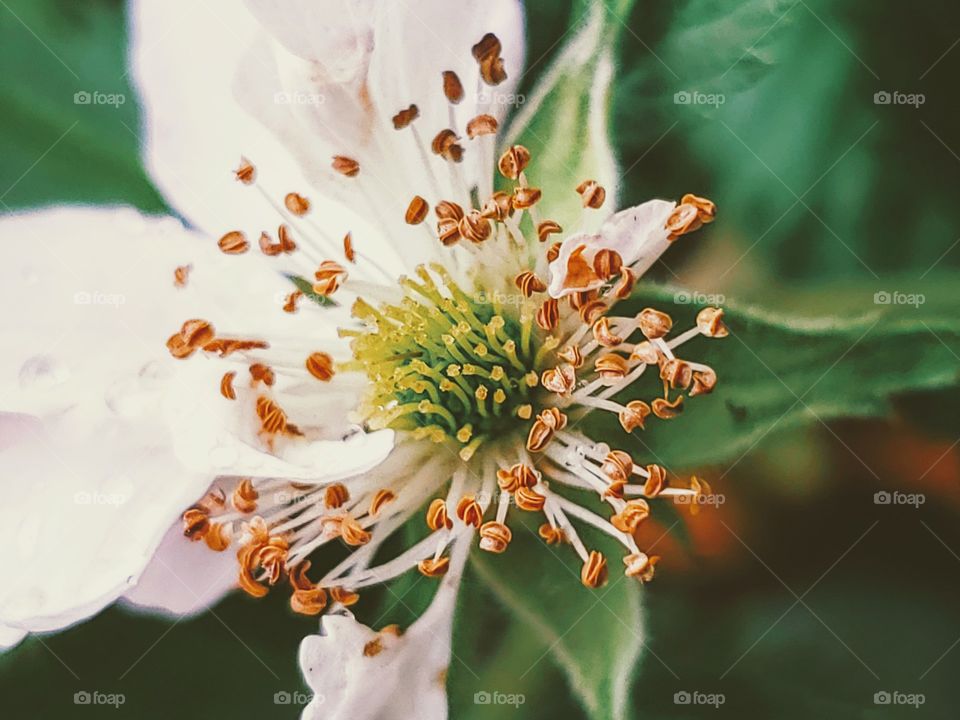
left=343, top=264, right=546, bottom=460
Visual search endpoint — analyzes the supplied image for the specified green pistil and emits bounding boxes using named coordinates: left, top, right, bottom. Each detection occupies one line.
left=349, top=265, right=544, bottom=460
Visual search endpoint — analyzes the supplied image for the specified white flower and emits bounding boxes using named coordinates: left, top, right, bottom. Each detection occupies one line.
left=0, top=0, right=727, bottom=716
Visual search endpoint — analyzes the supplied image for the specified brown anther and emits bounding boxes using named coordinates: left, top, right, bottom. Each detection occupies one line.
left=426, top=498, right=453, bottom=530
left=624, top=552, right=659, bottom=582
left=652, top=395, right=684, bottom=420
left=536, top=220, right=563, bottom=243
left=438, top=218, right=462, bottom=246
left=603, top=480, right=626, bottom=499
left=644, top=465, right=667, bottom=497
left=472, top=33, right=507, bottom=85
left=512, top=186, right=542, bottom=210
left=630, top=341, right=660, bottom=365
left=514, top=486, right=546, bottom=512
left=363, top=637, right=385, bottom=657
left=324, top=483, right=349, bottom=509
left=343, top=232, right=356, bottom=263
left=697, top=307, right=728, bottom=337
left=690, top=366, right=718, bottom=396
left=431, top=129, right=464, bottom=162
left=332, top=155, right=360, bottom=177
left=237, top=545, right=269, bottom=598
left=602, top=450, right=634, bottom=483
left=442, top=70, right=464, bottom=104
left=539, top=407, right=568, bottom=430
left=595, top=354, right=629, bottom=379
left=220, top=371, right=237, bottom=400
left=480, top=191, right=514, bottom=221
left=284, top=192, right=310, bottom=216
left=527, top=408, right=567, bottom=452
left=201, top=338, right=269, bottom=358
left=496, top=463, right=538, bottom=492
left=479, top=521, right=512, bottom=553
left=456, top=495, right=484, bottom=528
left=313, top=260, right=348, bottom=296
left=232, top=479, right=259, bottom=513
left=581, top=550, right=609, bottom=588
left=592, top=249, right=622, bottom=281
left=218, top=230, right=248, bottom=254
left=619, top=400, right=651, bottom=432
left=546, top=241, right=562, bottom=263
left=392, top=104, right=419, bottom=129
left=535, top=298, right=559, bottom=330
left=681, top=193, right=716, bottom=224
left=173, top=264, right=191, bottom=288
left=369, top=489, right=396, bottom=517
left=665, top=203, right=701, bottom=240
left=182, top=508, right=210, bottom=540
left=538, top=523, right=566, bottom=545
left=278, top=224, right=297, bottom=252
left=256, top=396, right=288, bottom=435
left=498, top=145, right=530, bottom=180
left=283, top=290, right=302, bottom=313
left=418, top=556, right=450, bottom=577
left=611, top=499, right=651, bottom=534
left=258, top=231, right=283, bottom=257
left=330, top=586, right=359, bottom=606
left=340, top=515, right=372, bottom=546
left=180, top=319, right=215, bottom=349
left=638, top=308, right=673, bottom=339
left=592, top=317, right=622, bottom=347
left=198, top=487, right=227, bottom=513
left=289, top=563, right=328, bottom=616
left=234, top=157, right=256, bottom=184
left=613, top=268, right=636, bottom=299
left=576, top=179, right=606, bottom=209
left=660, top=358, right=693, bottom=390
left=575, top=299, right=605, bottom=327
left=515, top=270, right=547, bottom=297
left=204, top=523, right=230, bottom=551
left=472, top=32, right=502, bottom=62
left=405, top=195, right=429, bottom=225
left=458, top=210, right=491, bottom=243
left=558, top=344, right=584, bottom=368
left=249, top=363, right=275, bottom=387
left=435, top=200, right=464, bottom=221
left=541, top=364, right=576, bottom=395
left=466, top=114, right=498, bottom=139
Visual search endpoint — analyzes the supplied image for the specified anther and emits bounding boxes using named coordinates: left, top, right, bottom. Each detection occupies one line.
left=498, top=145, right=530, bottom=180
left=332, top=155, right=360, bottom=177
left=619, top=400, right=651, bottom=432
left=442, top=70, right=464, bottom=104
left=697, top=307, right=728, bottom=337
left=479, top=521, right=512, bottom=553
left=466, top=114, right=498, bottom=139
left=234, top=157, right=255, bottom=184
left=405, top=195, right=430, bottom=225
left=576, top=180, right=606, bottom=209
left=581, top=550, right=608, bottom=588
left=637, top=308, right=673, bottom=339
left=284, top=192, right=310, bottom=216
left=218, top=230, right=248, bottom=254
left=392, top=104, right=419, bottom=129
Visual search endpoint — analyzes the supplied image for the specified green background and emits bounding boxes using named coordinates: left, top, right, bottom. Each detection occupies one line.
left=2, top=0, right=959, bottom=718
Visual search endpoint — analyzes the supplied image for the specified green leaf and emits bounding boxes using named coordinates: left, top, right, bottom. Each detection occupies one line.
left=588, top=277, right=960, bottom=471
left=0, top=0, right=165, bottom=211
left=469, top=516, right=644, bottom=720
left=287, top=274, right=337, bottom=308
left=503, top=0, right=636, bottom=233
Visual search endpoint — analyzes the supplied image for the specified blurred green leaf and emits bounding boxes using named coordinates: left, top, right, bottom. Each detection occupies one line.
left=504, top=0, right=635, bottom=233
left=589, top=277, right=960, bottom=470
left=0, top=0, right=164, bottom=211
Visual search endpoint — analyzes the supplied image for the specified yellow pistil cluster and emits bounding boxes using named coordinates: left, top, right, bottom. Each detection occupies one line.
left=341, top=264, right=542, bottom=461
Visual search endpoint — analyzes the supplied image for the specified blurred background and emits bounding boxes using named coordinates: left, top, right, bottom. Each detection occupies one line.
left=2, top=0, right=959, bottom=717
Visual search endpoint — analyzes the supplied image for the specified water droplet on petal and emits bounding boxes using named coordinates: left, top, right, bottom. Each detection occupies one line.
left=19, top=355, right=69, bottom=390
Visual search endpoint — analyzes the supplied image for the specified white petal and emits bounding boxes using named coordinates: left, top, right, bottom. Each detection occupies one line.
left=0, top=625, right=26, bottom=651
left=298, top=532, right=471, bottom=719
left=121, top=508, right=238, bottom=617
left=0, top=412, right=210, bottom=632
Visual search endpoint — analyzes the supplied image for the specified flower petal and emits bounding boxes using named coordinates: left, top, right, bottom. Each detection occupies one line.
left=0, top=412, right=210, bottom=633
left=298, top=531, right=471, bottom=719
left=0, top=625, right=26, bottom=652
